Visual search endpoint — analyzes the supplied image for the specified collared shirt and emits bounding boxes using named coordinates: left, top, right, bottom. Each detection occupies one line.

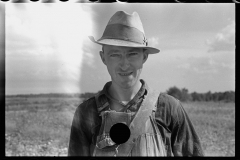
left=96, top=79, right=146, bottom=116
left=68, top=79, right=204, bottom=156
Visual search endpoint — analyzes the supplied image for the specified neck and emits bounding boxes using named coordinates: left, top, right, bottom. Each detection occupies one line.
left=109, top=80, right=142, bottom=102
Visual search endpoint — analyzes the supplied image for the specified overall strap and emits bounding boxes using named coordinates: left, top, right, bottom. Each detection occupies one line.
left=94, top=92, right=110, bottom=114
left=116, top=88, right=159, bottom=156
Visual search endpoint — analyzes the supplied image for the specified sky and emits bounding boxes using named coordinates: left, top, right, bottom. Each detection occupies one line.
left=5, top=3, right=235, bottom=95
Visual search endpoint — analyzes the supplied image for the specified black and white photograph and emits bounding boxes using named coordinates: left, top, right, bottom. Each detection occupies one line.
left=5, top=3, right=235, bottom=156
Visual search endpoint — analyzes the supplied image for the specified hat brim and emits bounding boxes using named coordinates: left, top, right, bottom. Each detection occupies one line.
left=89, top=36, right=160, bottom=54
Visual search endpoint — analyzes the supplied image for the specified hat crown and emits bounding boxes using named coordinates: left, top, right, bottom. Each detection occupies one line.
left=88, top=11, right=160, bottom=54
left=107, top=11, right=145, bottom=33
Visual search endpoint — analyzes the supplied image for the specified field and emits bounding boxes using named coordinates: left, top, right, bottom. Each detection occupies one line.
left=5, top=95, right=235, bottom=156
left=183, top=101, right=235, bottom=156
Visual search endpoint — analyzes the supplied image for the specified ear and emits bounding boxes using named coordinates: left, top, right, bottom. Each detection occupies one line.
left=99, top=50, right=106, bottom=65
left=142, top=49, right=149, bottom=64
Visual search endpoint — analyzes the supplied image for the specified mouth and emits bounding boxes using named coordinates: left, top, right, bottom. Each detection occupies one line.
left=118, top=72, right=133, bottom=76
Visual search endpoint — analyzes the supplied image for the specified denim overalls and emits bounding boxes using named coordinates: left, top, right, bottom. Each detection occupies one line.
left=92, top=89, right=167, bottom=156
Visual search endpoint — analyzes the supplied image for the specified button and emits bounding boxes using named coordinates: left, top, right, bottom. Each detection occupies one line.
left=132, top=138, right=136, bottom=143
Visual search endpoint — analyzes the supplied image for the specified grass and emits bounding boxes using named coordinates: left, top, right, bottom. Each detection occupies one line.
left=5, top=96, right=80, bottom=156
left=182, top=101, right=235, bottom=156
left=5, top=95, right=235, bottom=156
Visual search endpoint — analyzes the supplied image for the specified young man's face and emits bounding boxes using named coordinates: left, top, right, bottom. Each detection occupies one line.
left=100, top=45, right=148, bottom=89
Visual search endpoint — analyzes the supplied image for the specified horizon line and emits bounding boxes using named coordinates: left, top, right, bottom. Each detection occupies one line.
left=5, top=89, right=235, bottom=97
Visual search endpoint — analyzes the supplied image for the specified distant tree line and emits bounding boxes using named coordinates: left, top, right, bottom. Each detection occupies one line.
left=166, top=86, right=235, bottom=102
left=72, top=87, right=236, bottom=103
left=6, top=93, right=81, bottom=98
left=80, top=92, right=97, bottom=100
left=6, top=87, right=234, bottom=103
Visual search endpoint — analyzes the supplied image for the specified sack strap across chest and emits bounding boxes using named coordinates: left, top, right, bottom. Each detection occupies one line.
left=116, top=88, right=159, bottom=156
left=94, top=88, right=160, bottom=156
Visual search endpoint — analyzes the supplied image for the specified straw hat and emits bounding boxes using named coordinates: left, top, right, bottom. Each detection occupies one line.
left=89, top=11, right=160, bottom=54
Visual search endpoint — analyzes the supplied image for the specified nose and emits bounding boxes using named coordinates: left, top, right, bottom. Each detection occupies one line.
left=119, top=56, right=130, bottom=71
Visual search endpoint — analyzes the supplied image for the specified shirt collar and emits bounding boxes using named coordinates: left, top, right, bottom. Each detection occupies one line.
left=95, top=79, right=149, bottom=112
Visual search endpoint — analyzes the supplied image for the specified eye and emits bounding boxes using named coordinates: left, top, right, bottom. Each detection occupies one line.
left=110, top=54, right=120, bottom=57
left=129, top=52, right=138, bottom=56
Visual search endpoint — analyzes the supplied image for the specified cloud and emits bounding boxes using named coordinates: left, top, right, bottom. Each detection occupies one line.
left=147, top=37, right=159, bottom=48
left=6, top=4, right=94, bottom=94
left=178, top=56, right=234, bottom=75
left=206, top=20, right=235, bottom=52
left=178, top=61, right=218, bottom=75
left=81, top=39, right=96, bottom=67
left=177, top=63, right=191, bottom=70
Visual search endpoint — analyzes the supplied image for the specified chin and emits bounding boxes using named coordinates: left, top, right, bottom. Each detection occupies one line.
left=119, top=79, right=138, bottom=89
left=121, top=83, right=133, bottom=89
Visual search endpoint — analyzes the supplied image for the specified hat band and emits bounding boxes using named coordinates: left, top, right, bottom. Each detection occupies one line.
left=98, top=24, right=147, bottom=46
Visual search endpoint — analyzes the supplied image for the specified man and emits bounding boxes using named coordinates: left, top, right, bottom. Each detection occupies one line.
left=68, top=11, right=204, bottom=156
